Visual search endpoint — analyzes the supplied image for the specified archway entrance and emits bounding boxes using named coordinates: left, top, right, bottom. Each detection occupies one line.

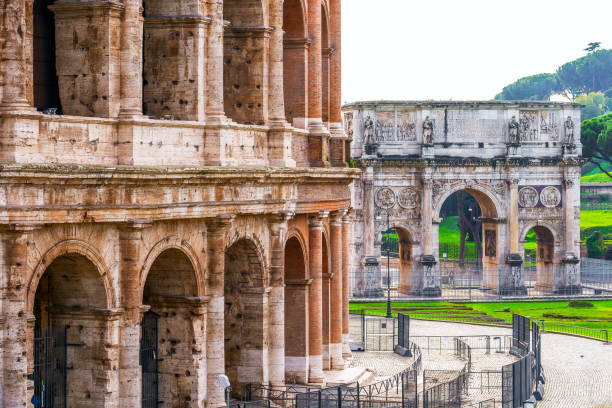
left=523, top=226, right=555, bottom=293
left=32, top=253, right=109, bottom=407
left=142, top=248, right=204, bottom=407
left=224, top=239, right=267, bottom=395
left=379, top=227, right=413, bottom=295
left=435, top=188, right=501, bottom=296
left=284, top=236, right=308, bottom=383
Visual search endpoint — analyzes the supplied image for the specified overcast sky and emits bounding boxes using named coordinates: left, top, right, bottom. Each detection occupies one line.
left=341, top=0, right=612, bottom=103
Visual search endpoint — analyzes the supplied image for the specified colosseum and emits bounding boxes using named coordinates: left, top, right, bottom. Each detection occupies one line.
left=0, top=0, right=357, bottom=406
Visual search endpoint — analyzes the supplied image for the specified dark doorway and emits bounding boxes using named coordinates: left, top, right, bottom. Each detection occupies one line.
left=140, top=311, right=159, bottom=408
left=33, top=0, right=61, bottom=112
left=32, top=319, right=67, bottom=408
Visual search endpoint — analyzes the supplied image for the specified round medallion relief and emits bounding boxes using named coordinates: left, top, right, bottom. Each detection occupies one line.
left=518, top=187, right=539, bottom=208
left=375, top=188, right=396, bottom=209
left=397, top=188, right=420, bottom=209
left=540, top=186, right=561, bottom=208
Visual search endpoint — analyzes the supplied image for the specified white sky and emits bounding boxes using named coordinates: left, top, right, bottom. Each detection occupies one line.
left=341, top=0, right=612, bottom=103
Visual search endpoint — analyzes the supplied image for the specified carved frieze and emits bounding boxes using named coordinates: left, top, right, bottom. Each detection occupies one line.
left=485, top=229, right=496, bottom=257
left=375, top=112, right=394, bottom=142
left=397, top=112, right=416, bottom=141
left=397, top=187, right=420, bottom=209
left=519, top=207, right=563, bottom=219
left=375, top=187, right=396, bottom=209
left=519, top=110, right=538, bottom=141
left=518, top=186, right=539, bottom=208
left=540, top=186, right=561, bottom=208
left=540, top=111, right=559, bottom=140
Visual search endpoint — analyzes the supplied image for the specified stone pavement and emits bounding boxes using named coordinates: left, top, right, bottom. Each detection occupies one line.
left=411, top=319, right=612, bottom=408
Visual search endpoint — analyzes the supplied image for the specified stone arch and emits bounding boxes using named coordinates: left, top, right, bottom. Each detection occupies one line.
left=29, top=240, right=115, bottom=407
left=285, top=228, right=309, bottom=278
left=520, top=221, right=560, bottom=245
left=520, top=223, right=557, bottom=293
left=139, top=236, right=204, bottom=300
left=27, top=239, right=115, bottom=314
left=388, top=225, right=414, bottom=295
left=284, top=233, right=309, bottom=383
left=434, top=183, right=503, bottom=219
left=283, top=0, right=308, bottom=126
left=224, top=237, right=269, bottom=395
left=141, top=239, right=205, bottom=407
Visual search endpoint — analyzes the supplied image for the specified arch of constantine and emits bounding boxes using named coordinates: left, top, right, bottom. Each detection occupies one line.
left=344, top=101, right=583, bottom=298
left=0, top=0, right=359, bottom=407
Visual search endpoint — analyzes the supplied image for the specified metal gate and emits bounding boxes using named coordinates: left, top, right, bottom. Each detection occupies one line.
left=33, top=325, right=67, bottom=408
left=141, top=311, right=159, bottom=408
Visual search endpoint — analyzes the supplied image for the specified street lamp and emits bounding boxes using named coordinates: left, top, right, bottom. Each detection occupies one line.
left=377, top=210, right=393, bottom=319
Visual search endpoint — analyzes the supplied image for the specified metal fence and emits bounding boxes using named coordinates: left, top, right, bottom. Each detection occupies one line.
left=538, top=320, right=609, bottom=342
left=351, top=259, right=612, bottom=301
left=462, top=399, right=498, bottom=408
left=422, top=367, right=469, bottom=408
left=410, top=335, right=512, bottom=354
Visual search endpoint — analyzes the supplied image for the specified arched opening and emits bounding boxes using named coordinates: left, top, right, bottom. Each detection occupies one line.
left=143, top=248, right=204, bottom=406
left=284, top=235, right=308, bottom=383
left=32, top=253, right=108, bottom=407
left=33, top=0, right=61, bottom=113
left=283, top=0, right=307, bottom=128
left=320, top=5, right=331, bottom=126
left=523, top=226, right=555, bottom=293
left=223, top=0, right=267, bottom=125
left=379, top=227, right=413, bottom=295
left=224, top=239, right=267, bottom=395
left=436, top=188, right=500, bottom=295
left=321, top=232, right=331, bottom=370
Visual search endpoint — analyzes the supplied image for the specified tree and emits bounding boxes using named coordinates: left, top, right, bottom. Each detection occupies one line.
left=456, top=191, right=482, bottom=264
left=581, top=113, right=612, bottom=180
left=586, top=231, right=606, bottom=259
left=584, top=42, right=601, bottom=54
left=575, top=92, right=609, bottom=120
left=494, top=73, right=560, bottom=101
left=557, top=50, right=612, bottom=98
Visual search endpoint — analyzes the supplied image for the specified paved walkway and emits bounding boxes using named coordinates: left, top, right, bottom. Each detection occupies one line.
left=410, top=320, right=612, bottom=408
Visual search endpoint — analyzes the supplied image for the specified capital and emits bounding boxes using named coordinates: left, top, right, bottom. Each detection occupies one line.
left=308, top=210, right=329, bottom=229
left=205, top=214, right=236, bottom=233
left=119, top=218, right=152, bottom=232
left=269, top=211, right=295, bottom=238
left=330, top=209, right=347, bottom=225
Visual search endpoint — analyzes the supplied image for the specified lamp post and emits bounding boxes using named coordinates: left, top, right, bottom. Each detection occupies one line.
left=377, top=209, right=393, bottom=318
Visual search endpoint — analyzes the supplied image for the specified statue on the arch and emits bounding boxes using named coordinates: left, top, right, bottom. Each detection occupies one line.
left=508, top=116, right=520, bottom=145
left=565, top=116, right=575, bottom=145
left=422, top=116, right=434, bottom=145
left=363, top=115, right=375, bottom=146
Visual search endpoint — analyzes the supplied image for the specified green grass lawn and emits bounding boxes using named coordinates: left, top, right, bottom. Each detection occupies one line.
left=350, top=300, right=612, bottom=334
left=581, top=161, right=612, bottom=183
left=580, top=209, right=612, bottom=240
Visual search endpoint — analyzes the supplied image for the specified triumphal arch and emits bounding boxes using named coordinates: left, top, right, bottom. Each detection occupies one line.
left=0, top=0, right=357, bottom=407
left=343, top=101, right=582, bottom=298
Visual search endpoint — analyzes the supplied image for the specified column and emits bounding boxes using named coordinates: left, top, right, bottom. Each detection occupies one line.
left=118, top=220, right=151, bottom=408
left=205, top=0, right=226, bottom=120
left=308, top=211, right=328, bottom=383
left=422, top=178, right=433, bottom=256
left=307, top=0, right=322, bottom=131
left=341, top=211, right=352, bottom=358
left=328, top=0, right=342, bottom=134
left=2, top=225, right=38, bottom=408
left=0, top=0, right=33, bottom=110
left=205, top=215, right=235, bottom=407
left=119, top=0, right=143, bottom=117
left=420, top=178, right=440, bottom=296
left=266, top=0, right=295, bottom=167
left=562, top=176, right=581, bottom=292
left=268, top=212, right=294, bottom=387
left=329, top=210, right=345, bottom=369
left=508, top=178, right=520, bottom=255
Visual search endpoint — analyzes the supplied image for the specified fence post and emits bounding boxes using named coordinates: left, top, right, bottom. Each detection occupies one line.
left=401, top=372, right=405, bottom=408
left=318, top=390, right=322, bottom=408
left=356, top=383, right=360, bottom=408
left=337, top=386, right=342, bottom=408
left=362, top=311, right=366, bottom=345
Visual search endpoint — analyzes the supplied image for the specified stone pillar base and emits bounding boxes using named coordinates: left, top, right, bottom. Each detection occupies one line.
left=342, top=334, right=352, bottom=358
left=422, top=144, right=434, bottom=158
left=330, top=343, right=344, bottom=369
left=507, top=143, right=522, bottom=158
left=421, top=286, right=442, bottom=297
left=308, top=355, right=325, bottom=383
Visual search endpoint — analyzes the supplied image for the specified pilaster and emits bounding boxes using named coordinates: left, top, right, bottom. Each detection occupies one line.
left=329, top=210, right=345, bottom=369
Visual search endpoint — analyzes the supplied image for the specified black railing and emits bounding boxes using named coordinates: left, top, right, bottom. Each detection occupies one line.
left=33, top=325, right=67, bottom=408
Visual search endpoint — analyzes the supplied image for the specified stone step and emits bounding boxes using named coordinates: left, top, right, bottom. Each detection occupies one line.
left=323, top=367, right=375, bottom=387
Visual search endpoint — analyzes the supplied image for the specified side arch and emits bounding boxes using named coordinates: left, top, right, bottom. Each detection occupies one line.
left=139, top=236, right=204, bottom=300
left=27, top=239, right=116, bottom=314
left=519, top=221, right=560, bottom=245
left=285, top=227, right=310, bottom=278
left=226, top=231, right=269, bottom=277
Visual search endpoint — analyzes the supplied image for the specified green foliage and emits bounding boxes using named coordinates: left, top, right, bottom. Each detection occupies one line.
left=496, top=49, right=612, bottom=100
left=494, top=73, right=560, bottom=101
left=575, top=92, right=611, bottom=120
left=584, top=42, right=602, bottom=53
left=581, top=113, right=612, bottom=180
left=586, top=230, right=606, bottom=259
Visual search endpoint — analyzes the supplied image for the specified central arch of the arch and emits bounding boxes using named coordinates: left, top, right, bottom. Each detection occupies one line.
left=346, top=101, right=583, bottom=299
